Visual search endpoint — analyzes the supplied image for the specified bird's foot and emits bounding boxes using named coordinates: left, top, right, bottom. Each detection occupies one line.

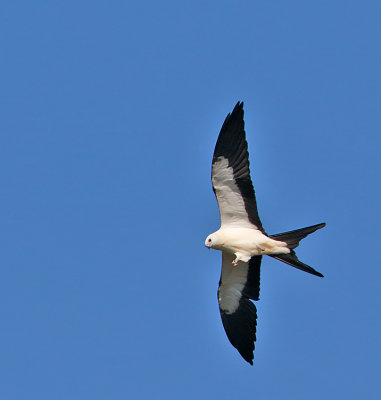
left=232, top=253, right=250, bottom=266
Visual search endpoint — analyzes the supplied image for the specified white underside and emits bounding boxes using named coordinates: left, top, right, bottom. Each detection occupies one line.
left=212, top=226, right=290, bottom=262
left=212, top=157, right=257, bottom=229
left=218, top=253, right=249, bottom=314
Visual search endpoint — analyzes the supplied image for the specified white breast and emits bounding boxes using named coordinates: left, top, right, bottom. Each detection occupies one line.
left=217, top=227, right=289, bottom=257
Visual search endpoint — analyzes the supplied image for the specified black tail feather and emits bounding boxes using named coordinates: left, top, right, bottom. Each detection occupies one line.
left=269, top=223, right=325, bottom=278
left=270, top=251, right=324, bottom=278
left=270, top=223, right=326, bottom=250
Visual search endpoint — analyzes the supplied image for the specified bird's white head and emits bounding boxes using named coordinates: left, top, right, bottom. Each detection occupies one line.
left=205, top=232, right=220, bottom=249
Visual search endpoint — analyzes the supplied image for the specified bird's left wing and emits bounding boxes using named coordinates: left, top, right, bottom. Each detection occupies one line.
left=212, top=102, right=264, bottom=231
left=218, top=252, right=262, bottom=365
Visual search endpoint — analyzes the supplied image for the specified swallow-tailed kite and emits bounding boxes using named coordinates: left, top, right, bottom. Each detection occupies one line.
left=205, top=102, right=325, bottom=365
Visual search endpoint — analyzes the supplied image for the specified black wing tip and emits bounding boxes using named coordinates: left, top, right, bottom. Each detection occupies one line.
left=213, top=101, right=247, bottom=162
left=230, top=101, right=244, bottom=119
left=239, top=348, right=255, bottom=366
left=233, top=100, right=244, bottom=111
left=242, top=351, right=254, bottom=365
left=220, top=298, right=257, bottom=365
left=244, top=357, right=254, bottom=365
left=221, top=101, right=244, bottom=126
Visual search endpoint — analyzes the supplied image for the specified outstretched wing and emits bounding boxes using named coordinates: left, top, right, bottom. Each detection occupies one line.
left=218, top=252, right=262, bottom=365
left=212, top=102, right=264, bottom=231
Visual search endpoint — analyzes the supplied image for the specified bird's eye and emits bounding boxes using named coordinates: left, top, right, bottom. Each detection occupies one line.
left=208, top=238, right=212, bottom=243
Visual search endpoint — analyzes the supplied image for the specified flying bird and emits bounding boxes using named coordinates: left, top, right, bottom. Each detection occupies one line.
left=205, top=102, right=325, bottom=365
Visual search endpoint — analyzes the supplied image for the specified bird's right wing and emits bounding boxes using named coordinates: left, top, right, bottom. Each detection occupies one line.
left=218, top=252, right=262, bottom=365
left=212, top=102, right=264, bottom=231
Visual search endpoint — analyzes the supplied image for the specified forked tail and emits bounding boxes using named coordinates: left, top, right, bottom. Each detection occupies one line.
left=269, top=223, right=326, bottom=278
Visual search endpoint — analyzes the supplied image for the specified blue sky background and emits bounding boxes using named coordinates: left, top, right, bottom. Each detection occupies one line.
left=1, top=1, right=380, bottom=399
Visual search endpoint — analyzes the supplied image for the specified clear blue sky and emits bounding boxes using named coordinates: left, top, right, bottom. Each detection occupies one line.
left=1, top=1, right=380, bottom=399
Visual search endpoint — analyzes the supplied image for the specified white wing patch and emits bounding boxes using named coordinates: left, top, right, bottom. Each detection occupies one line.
left=212, top=157, right=255, bottom=229
left=218, top=252, right=249, bottom=314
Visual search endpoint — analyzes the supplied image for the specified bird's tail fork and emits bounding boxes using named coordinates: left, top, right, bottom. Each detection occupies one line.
left=269, top=223, right=326, bottom=277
